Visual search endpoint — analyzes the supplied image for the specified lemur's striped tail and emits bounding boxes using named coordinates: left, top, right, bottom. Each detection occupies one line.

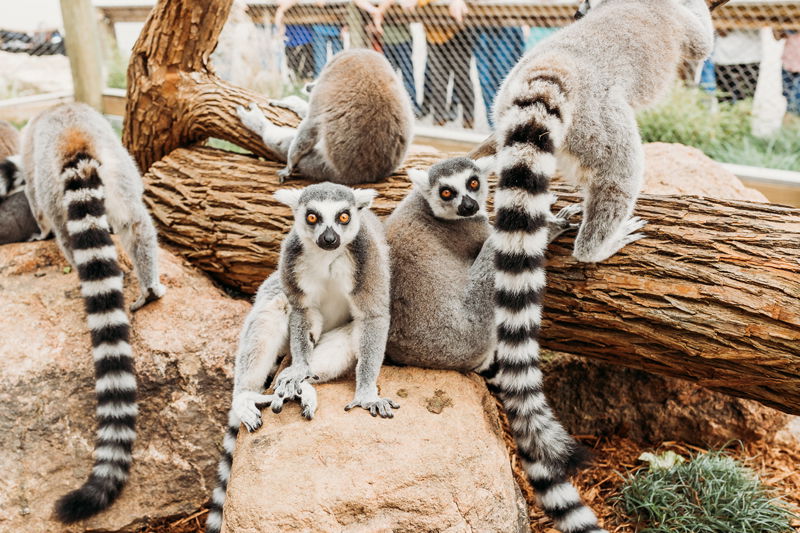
left=490, top=75, right=606, bottom=533
left=206, top=410, right=239, bottom=533
left=55, top=142, right=137, bottom=523
left=0, top=156, right=23, bottom=198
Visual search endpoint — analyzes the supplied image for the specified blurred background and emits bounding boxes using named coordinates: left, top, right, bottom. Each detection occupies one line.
left=2, top=0, right=799, bottom=204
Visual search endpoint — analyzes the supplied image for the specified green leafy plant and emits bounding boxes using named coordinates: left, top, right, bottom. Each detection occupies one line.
left=637, top=86, right=800, bottom=171
left=617, top=450, right=797, bottom=533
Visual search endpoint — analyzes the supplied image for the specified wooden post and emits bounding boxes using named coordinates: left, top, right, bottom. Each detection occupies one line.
left=60, top=0, right=104, bottom=110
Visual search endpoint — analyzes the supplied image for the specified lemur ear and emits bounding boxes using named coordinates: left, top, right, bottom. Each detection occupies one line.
left=474, top=156, right=496, bottom=176
left=353, top=188, right=377, bottom=210
left=407, top=168, right=429, bottom=190
left=273, top=188, right=303, bottom=210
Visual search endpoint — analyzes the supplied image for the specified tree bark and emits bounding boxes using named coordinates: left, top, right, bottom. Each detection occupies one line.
left=143, top=146, right=444, bottom=293
left=142, top=144, right=800, bottom=414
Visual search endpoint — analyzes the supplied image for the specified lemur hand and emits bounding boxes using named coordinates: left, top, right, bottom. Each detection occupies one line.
left=345, top=395, right=400, bottom=418
left=232, top=391, right=275, bottom=432
left=271, top=364, right=317, bottom=413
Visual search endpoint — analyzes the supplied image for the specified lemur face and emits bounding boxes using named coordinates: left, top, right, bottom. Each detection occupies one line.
left=274, top=182, right=376, bottom=252
left=408, top=156, right=493, bottom=221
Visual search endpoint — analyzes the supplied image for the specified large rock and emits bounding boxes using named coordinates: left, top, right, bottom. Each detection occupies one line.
left=642, top=142, right=768, bottom=201
left=223, top=367, right=529, bottom=533
left=0, top=240, right=249, bottom=532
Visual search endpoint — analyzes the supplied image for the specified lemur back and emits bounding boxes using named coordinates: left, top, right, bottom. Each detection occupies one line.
left=489, top=1, right=713, bottom=532
left=20, top=103, right=165, bottom=522
left=238, top=49, right=413, bottom=184
left=312, top=49, right=413, bottom=182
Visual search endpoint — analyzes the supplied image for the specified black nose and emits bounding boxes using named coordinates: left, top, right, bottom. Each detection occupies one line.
left=317, top=227, right=340, bottom=250
left=574, top=8, right=584, bottom=19
left=457, top=196, right=479, bottom=217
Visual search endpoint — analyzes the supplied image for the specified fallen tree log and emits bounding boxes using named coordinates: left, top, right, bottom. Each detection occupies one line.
left=142, top=145, right=800, bottom=414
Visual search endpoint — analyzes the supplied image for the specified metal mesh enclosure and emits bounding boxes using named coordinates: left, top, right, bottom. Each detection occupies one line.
left=206, top=0, right=800, bottom=136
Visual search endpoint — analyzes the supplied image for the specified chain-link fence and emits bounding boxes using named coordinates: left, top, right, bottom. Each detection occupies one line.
left=210, top=1, right=795, bottom=142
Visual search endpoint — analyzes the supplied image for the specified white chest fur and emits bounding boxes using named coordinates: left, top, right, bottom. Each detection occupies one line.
left=296, top=248, right=355, bottom=332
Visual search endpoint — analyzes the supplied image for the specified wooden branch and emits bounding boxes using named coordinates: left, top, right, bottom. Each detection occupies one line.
left=142, top=145, right=800, bottom=414
left=546, top=186, right=800, bottom=414
left=123, top=0, right=300, bottom=171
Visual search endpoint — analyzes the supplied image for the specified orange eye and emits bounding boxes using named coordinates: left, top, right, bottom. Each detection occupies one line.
left=338, top=212, right=350, bottom=224
left=469, top=178, right=480, bottom=191
left=440, top=189, right=453, bottom=200
left=306, top=213, right=318, bottom=224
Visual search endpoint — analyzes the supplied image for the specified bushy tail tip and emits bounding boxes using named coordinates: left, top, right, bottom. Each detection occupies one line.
left=54, top=479, right=118, bottom=523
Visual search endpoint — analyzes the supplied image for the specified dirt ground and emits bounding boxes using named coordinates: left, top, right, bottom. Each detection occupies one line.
left=137, top=422, right=800, bottom=533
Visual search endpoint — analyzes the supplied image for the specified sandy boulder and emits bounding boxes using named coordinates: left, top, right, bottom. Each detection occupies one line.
left=223, top=367, right=529, bottom=533
left=642, top=142, right=768, bottom=201
left=0, top=240, right=249, bottom=532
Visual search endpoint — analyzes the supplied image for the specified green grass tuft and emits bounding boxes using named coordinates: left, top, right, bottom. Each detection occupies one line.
left=616, top=450, right=797, bottom=533
left=637, top=86, right=800, bottom=171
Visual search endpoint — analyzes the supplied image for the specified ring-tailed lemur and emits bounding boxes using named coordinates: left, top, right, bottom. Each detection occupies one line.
left=1, top=120, right=24, bottom=199
left=384, top=157, right=600, bottom=531
left=237, top=48, right=413, bottom=184
left=206, top=182, right=397, bottom=533
left=1, top=121, right=47, bottom=244
left=487, top=1, right=713, bottom=531
left=19, top=103, right=166, bottom=523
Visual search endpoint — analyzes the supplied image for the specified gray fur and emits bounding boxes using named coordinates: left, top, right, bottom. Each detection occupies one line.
left=486, top=2, right=714, bottom=531
left=237, top=49, right=413, bottom=184
left=387, top=158, right=496, bottom=370
left=206, top=182, right=395, bottom=533
left=494, top=0, right=714, bottom=263
left=21, top=103, right=165, bottom=309
left=0, top=191, right=41, bottom=244
left=18, top=102, right=165, bottom=522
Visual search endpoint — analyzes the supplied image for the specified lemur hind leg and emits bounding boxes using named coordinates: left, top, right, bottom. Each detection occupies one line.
left=237, top=103, right=295, bottom=163
left=119, top=208, right=166, bottom=311
left=565, top=98, right=646, bottom=263
left=279, top=118, right=320, bottom=183
left=232, top=275, right=290, bottom=432
left=268, top=95, right=310, bottom=119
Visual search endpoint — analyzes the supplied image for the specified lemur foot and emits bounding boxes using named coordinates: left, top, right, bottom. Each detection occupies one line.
left=298, top=381, right=318, bottom=420
left=130, top=283, right=166, bottom=312
left=232, top=391, right=275, bottom=432
left=236, top=103, right=269, bottom=134
left=277, top=166, right=293, bottom=183
left=344, top=396, right=399, bottom=418
left=268, top=96, right=308, bottom=118
left=548, top=201, right=582, bottom=244
left=574, top=216, right=648, bottom=263
left=27, top=230, right=51, bottom=242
